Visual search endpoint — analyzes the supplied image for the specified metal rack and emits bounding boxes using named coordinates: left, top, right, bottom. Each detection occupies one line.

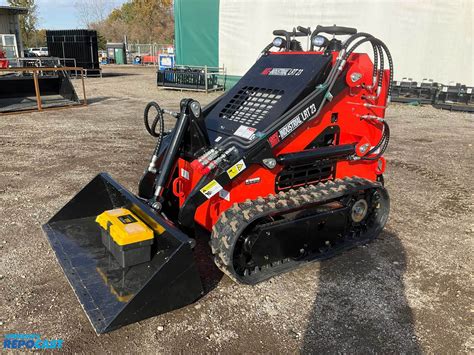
left=157, top=65, right=226, bottom=93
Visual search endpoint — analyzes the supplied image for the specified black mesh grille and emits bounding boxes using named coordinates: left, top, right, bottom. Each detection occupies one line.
left=276, top=162, right=335, bottom=191
left=219, top=86, right=284, bottom=127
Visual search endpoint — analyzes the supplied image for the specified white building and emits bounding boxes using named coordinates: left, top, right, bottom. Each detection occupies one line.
left=175, top=0, right=474, bottom=86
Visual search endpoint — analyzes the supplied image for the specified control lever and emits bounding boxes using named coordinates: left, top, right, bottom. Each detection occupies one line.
left=297, top=26, right=311, bottom=49
left=297, top=26, right=311, bottom=35
left=313, top=25, right=357, bottom=36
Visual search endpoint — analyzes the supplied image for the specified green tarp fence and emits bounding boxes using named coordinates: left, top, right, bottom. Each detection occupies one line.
left=174, top=0, right=219, bottom=67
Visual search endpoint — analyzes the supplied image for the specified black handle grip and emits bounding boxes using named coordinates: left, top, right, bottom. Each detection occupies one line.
left=273, top=30, right=288, bottom=37
left=274, top=29, right=309, bottom=38
left=314, top=25, right=357, bottom=36
left=297, top=26, right=311, bottom=35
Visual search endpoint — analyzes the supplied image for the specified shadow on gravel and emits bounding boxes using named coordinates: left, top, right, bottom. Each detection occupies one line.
left=101, top=72, right=140, bottom=78
left=194, top=226, right=224, bottom=294
left=301, top=231, right=420, bottom=353
left=86, top=96, right=113, bottom=105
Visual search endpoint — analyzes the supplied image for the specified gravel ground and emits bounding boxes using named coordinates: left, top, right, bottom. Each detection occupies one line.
left=0, top=66, right=472, bottom=353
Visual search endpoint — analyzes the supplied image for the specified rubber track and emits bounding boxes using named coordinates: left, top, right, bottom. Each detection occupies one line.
left=210, top=176, right=384, bottom=284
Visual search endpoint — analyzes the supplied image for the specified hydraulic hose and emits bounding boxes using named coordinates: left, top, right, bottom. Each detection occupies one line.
left=345, top=37, right=393, bottom=99
left=262, top=43, right=274, bottom=53
left=362, top=121, right=390, bottom=160
left=144, top=101, right=164, bottom=138
left=346, top=37, right=380, bottom=90
left=343, top=32, right=373, bottom=50
left=375, top=39, right=394, bottom=99
left=369, top=120, right=389, bottom=153
left=343, top=36, right=392, bottom=161
left=376, top=44, right=384, bottom=90
left=372, top=43, right=379, bottom=85
left=369, top=39, right=393, bottom=99
left=144, top=101, right=165, bottom=172
left=323, top=34, right=377, bottom=105
left=258, top=43, right=276, bottom=59
left=144, top=101, right=165, bottom=153
left=342, top=33, right=383, bottom=90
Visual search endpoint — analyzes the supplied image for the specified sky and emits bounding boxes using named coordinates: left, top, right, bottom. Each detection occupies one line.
left=1, top=0, right=127, bottom=29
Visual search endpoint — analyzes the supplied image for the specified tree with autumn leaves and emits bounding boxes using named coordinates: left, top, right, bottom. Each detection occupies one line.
left=7, top=0, right=174, bottom=50
left=78, top=0, right=174, bottom=45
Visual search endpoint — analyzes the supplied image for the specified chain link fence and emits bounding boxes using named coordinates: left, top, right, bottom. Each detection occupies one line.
left=126, top=43, right=174, bottom=65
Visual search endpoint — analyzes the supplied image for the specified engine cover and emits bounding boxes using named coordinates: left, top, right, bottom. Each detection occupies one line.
left=204, top=53, right=331, bottom=143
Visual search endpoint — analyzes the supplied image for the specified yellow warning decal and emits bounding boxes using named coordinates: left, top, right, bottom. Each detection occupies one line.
left=227, top=159, right=246, bottom=179
left=200, top=179, right=223, bottom=199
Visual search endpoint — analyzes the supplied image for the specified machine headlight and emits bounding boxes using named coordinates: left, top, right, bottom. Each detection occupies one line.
left=312, top=35, right=328, bottom=47
left=272, top=37, right=286, bottom=48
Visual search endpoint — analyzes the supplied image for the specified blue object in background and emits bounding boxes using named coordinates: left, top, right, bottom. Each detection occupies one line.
left=134, top=56, right=141, bottom=65
left=159, top=54, right=175, bottom=70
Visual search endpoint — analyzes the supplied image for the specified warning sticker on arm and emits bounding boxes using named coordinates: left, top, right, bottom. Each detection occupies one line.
left=200, top=180, right=223, bottom=199
left=227, top=159, right=246, bottom=179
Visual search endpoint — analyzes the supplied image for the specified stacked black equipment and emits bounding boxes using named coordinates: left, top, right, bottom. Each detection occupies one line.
left=434, top=83, right=473, bottom=112
left=46, top=29, right=100, bottom=73
left=391, top=79, right=473, bottom=113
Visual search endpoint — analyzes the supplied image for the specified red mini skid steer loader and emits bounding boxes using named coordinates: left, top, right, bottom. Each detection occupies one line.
left=43, top=25, right=392, bottom=333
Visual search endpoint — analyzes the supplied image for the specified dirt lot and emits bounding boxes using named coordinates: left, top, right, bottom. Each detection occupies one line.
left=0, top=66, right=472, bottom=353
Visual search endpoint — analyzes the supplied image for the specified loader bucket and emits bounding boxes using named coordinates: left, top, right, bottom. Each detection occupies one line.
left=42, top=173, right=203, bottom=333
left=0, top=71, right=80, bottom=113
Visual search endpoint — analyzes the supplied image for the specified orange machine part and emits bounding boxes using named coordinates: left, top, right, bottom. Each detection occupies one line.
left=177, top=52, right=389, bottom=231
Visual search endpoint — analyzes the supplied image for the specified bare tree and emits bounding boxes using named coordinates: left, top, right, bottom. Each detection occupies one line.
left=75, top=0, right=118, bottom=28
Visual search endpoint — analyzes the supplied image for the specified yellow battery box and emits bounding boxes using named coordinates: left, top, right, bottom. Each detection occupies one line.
left=96, top=208, right=154, bottom=268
